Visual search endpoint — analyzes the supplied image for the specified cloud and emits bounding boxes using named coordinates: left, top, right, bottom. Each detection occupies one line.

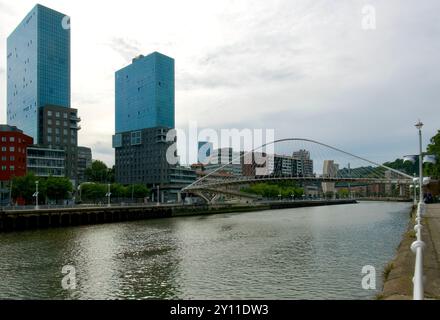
left=107, top=37, right=142, bottom=63
left=1, top=0, right=440, bottom=167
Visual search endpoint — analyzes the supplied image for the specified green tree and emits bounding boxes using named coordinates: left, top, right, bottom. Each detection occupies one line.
left=85, top=160, right=111, bottom=183
left=111, top=183, right=128, bottom=198
left=81, top=183, right=107, bottom=202
left=131, top=184, right=150, bottom=199
left=425, top=130, right=440, bottom=178
left=12, top=173, right=39, bottom=204
left=242, top=182, right=304, bottom=199
left=44, top=176, right=73, bottom=202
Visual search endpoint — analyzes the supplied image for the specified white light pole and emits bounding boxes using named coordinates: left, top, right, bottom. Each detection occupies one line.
left=106, top=183, right=111, bottom=207
left=34, top=181, right=39, bottom=210
left=157, top=185, right=160, bottom=206
left=415, top=120, right=424, bottom=204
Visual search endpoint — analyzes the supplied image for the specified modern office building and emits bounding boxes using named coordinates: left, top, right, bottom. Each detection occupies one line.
left=292, top=150, right=314, bottom=177
left=27, top=146, right=65, bottom=177
left=77, top=146, right=92, bottom=184
left=242, top=152, right=273, bottom=177
left=7, top=4, right=79, bottom=184
left=7, top=4, right=70, bottom=143
left=115, top=52, right=175, bottom=133
left=114, top=127, right=172, bottom=185
left=198, top=141, right=213, bottom=164
left=273, top=155, right=300, bottom=177
left=113, top=52, right=194, bottom=201
left=38, top=105, right=80, bottom=182
left=322, top=160, right=339, bottom=195
left=204, top=148, right=243, bottom=176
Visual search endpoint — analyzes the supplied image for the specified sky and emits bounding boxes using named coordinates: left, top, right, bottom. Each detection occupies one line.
left=0, top=0, right=439, bottom=167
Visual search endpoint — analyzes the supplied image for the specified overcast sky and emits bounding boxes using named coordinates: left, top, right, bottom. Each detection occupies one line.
left=0, top=0, right=439, bottom=167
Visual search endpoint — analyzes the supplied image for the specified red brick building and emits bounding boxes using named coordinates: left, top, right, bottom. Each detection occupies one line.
left=0, top=125, right=33, bottom=181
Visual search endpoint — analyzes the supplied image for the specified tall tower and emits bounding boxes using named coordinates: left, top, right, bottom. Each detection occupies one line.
left=7, top=4, right=71, bottom=143
left=115, top=52, right=175, bottom=134
left=7, top=4, right=80, bottom=184
left=113, top=52, right=176, bottom=187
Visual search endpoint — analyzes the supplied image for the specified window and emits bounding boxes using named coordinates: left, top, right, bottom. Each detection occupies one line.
left=1, top=147, right=5, bottom=152
left=56, top=112, right=60, bottom=118
left=47, top=136, right=52, bottom=142
left=131, top=131, right=142, bottom=146
left=48, top=119, right=52, bottom=125
left=1, top=156, right=6, bottom=161
left=56, top=120, right=60, bottom=126
left=1, top=137, right=5, bottom=142
left=63, top=113, right=68, bottom=119
left=10, top=166, right=15, bottom=171
left=48, top=111, right=52, bottom=116
left=48, top=128, right=52, bottom=134
left=9, top=147, right=15, bottom=152
left=9, top=137, right=15, bottom=142
left=1, top=166, right=6, bottom=171
left=10, top=156, right=15, bottom=161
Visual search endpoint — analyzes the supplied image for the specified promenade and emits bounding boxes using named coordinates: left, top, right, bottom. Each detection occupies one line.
left=382, top=204, right=440, bottom=300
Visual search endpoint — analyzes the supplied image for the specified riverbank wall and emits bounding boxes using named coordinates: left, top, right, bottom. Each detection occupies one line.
left=0, top=199, right=356, bottom=233
left=380, top=204, right=440, bottom=300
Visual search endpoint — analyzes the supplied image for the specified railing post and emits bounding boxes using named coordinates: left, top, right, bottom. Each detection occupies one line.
left=411, top=202, right=426, bottom=300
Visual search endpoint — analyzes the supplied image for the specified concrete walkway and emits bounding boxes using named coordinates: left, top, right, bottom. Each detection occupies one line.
left=423, top=204, right=440, bottom=299
left=382, top=204, right=440, bottom=300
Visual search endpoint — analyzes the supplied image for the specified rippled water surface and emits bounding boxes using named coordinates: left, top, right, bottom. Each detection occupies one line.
left=0, top=201, right=411, bottom=300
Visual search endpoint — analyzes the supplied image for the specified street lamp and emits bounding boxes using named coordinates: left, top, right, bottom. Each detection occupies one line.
left=33, top=181, right=39, bottom=210
left=105, top=183, right=111, bottom=207
left=415, top=120, right=424, bottom=204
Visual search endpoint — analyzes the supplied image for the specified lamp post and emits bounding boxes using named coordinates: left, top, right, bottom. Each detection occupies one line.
left=415, top=120, right=424, bottom=204
left=34, top=181, right=39, bottom=210
left=106, top=183, right=111, bottom=207
left=157, top=185, right=160, bottom=206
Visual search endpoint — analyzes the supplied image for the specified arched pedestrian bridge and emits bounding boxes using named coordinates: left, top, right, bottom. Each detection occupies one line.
left=182, top=138, right=414, bottom=203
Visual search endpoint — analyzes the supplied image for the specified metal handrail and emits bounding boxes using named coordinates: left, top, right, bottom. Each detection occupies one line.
left=411, top=202, right=426, bottom=300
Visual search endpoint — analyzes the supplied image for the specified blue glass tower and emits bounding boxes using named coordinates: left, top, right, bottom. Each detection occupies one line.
left=115, top=52, right=175, bottom=134
left=7, top=4, right=70, bottom=143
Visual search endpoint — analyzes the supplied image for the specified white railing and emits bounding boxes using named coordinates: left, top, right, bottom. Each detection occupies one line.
left=411, top=202, right=426, bottom=300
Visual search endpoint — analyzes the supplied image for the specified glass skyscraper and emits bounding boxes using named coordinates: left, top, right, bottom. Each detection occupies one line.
left=115, top=52, right=175, bottom=134
left=7, top=4, right=70, bottom=143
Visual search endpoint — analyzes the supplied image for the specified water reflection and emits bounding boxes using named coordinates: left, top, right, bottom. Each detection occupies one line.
left=0, top=202, right=410, bottom=300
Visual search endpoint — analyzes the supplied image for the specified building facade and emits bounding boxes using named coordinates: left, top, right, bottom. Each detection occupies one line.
left=114, top=127, right=172, bottom=185
left=38, top=105, right=80, bottom=182
left=198, top=141, right=213, bottom=164
left=322, top=160, right=339, bottom=195
left=27, top=146, right=65, bottom=177
left=115, top=52, right=175, bottom=133
left=113, top=52, right=196, bottom=201
left=292, top=150, right=314, bottom=177
left=7, top=4, right=70, bottom=143
left=7, top=4, right=80, bottom=184
left=205, top=148, right=243, bottom=176
left=77, top=146, right=92, bottom=184
left=0, top=125, right=33, bottom=181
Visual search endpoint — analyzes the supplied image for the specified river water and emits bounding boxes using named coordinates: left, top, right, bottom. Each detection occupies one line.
left=0, top=201, right=411, bottom=300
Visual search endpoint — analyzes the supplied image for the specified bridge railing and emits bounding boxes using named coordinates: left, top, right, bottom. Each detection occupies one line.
left=411, top=202, right=426, bottom=300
